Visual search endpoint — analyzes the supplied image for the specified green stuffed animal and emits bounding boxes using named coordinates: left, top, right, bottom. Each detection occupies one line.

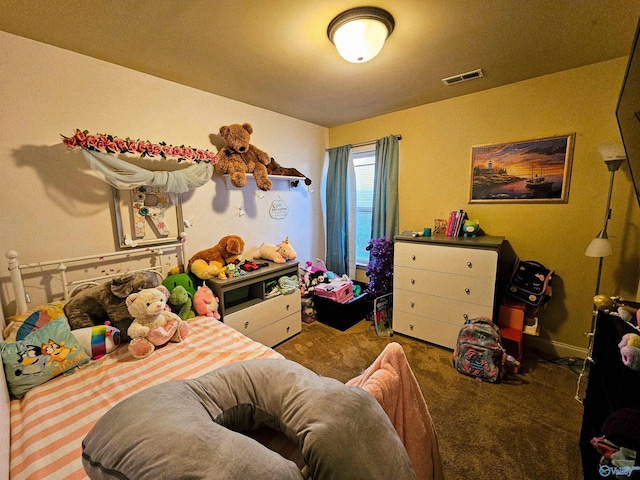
left=162, top=273, right=197, bottom=298
left=167, top=286, right=195, bottom=321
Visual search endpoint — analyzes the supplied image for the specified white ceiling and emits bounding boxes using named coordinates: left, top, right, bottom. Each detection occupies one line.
left=1, top=0, right=639, bottom=127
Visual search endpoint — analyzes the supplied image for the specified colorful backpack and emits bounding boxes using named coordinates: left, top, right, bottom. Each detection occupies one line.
left=453, top=317, right=507, bottom=383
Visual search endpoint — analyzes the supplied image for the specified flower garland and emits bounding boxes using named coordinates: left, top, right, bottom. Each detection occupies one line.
left=61, top=129, right=218, bottom=164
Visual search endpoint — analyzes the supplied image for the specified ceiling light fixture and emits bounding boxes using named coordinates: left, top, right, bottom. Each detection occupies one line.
left=327, top=7, right=395, bottom=63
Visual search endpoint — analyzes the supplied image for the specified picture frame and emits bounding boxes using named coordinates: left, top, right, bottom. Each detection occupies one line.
left=469, top=133, right=575, bottom=203
left=112, top=186, right=184, bottom=248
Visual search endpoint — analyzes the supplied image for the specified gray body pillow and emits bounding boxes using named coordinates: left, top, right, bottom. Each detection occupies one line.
left=82, top=359, right=416, bottom=480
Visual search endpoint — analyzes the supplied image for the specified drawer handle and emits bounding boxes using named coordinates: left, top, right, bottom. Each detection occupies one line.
left=244, top=321, right=250, bottom=329
left=286, top=326, right=290, bottom=333
left=464, top=288, right=470, bottom=294
left=410, top=302, right=415, bottom=308
left=286, top=304, right=290, bottom=311
left=409, top=324, right=414, bottom=331
left=411, top=255, right=416, bottom=261
left=410, top=279, right=415, bottom=285
left=467, top=261, right=472, bottom=268
left=463, top=314, right=469, bottom=320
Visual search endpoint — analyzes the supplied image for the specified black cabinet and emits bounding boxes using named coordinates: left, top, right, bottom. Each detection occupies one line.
left=580, top=308, right=640, bottom=479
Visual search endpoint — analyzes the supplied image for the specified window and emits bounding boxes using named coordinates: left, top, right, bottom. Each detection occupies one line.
left=353, top=149, right=375, bottom=265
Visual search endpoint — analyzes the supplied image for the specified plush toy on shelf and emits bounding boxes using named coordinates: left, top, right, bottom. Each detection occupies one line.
left=193, top=285, right=221, bottom=320
left=125, top=287, right=189, bottom=359
left=189, top=235, right=245, bottom=280
left=463, top=218, right=480, bottom=237
left=254, top=237, right=297, bottom=264
left=593, top=294, right=639, bottom=325
left=265, top=157, right=312, bottom=186
left=214, top=123, right=272, bottom=191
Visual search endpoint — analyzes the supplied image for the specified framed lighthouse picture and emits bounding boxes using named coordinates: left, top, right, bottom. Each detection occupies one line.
left=469, top=134, right=575, bottom=204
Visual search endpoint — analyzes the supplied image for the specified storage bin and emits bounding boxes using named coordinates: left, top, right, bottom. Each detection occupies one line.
left=314, top=280, right=353, bottom=303
left=315, top=282, right=372, bottom=331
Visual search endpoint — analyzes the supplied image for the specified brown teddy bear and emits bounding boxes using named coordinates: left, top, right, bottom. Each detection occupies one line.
left=188, top=235, right=245, bottom=280
left=265, top=158, right=312, bottom=186
left=214, top=123, right=272, bottom=191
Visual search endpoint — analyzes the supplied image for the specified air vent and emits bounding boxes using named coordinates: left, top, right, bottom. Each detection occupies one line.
left=442, top=69, right=484, bottom=86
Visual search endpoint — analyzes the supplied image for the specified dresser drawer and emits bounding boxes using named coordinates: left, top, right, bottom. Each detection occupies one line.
left=224, top=292, right=301, bottom=335
left=394, top=266, right=496, bottom=305
left=393, top=311, right=460, bottom=350
left=394, top=242, right=498, bottom=277
left=249, top=312, right=301, bottom=347
left=393, top=288, right=494, bottom=324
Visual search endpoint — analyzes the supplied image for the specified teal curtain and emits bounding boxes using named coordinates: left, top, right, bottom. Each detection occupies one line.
left=371, top=135, right=399, bottom=239
left=325, top=145, right=351, bottom=275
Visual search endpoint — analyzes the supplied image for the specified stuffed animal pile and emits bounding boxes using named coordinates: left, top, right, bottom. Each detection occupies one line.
left=214, top=123, right=272, bottom=191
left=189, top=235, right=245, bottom=280
left=64, top=270, right=160, bottom=342
left=594, top=294, right=640, bottom=371
left=126, top=287, right=189, bottom=359
left=619, top=333, right=640, bottom=371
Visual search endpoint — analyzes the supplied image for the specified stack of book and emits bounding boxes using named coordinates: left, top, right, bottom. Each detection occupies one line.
left=445, top=209, right=467, bottom=237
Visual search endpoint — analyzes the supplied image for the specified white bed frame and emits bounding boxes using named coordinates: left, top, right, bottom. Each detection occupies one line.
left=0, top=243, right=187, bottom=480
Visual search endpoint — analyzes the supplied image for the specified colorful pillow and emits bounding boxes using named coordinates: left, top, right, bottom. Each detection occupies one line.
left=2, top=301, right=67, bottom=342
left=1, top=318, right=89, bottom=398
left=71, top=324, right=121, bottom=359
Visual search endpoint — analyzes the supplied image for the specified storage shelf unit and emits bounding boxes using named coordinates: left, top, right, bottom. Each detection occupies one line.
left=580, top=308, right=640, bottom=479
left=206, top=261, right=300, bottom=347
left=393, top=234, right=504, bottom=349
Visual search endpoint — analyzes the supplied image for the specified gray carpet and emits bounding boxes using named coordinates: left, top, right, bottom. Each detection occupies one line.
left=275, top=319, right=584, bottom=480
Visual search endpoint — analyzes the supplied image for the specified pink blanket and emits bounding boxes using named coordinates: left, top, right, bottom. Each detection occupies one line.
left=347, top=342, right=444, bottom=480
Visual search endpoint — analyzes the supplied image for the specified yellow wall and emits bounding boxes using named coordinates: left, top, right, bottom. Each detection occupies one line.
left=330, top=58, right=640, bottom=352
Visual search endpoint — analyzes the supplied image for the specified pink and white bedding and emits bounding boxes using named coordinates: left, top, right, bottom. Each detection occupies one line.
left=8, top=316, right=282, bottom=480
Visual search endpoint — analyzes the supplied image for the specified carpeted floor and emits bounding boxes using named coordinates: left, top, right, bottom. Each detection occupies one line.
left=275, top=319, right=584, bottom=480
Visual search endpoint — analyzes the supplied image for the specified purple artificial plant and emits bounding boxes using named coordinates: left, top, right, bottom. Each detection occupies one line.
left=364, top=237, right=394, bottom=300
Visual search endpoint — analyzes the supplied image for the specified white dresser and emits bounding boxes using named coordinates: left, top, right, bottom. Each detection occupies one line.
left=393, top=235, right=504, bottom=349
left=206, top=261, right=301, bottom=347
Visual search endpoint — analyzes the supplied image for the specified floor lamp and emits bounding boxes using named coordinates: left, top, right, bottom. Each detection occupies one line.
left=584, top=155, right=625, bottom=294
left=576, top=148, right=625, bottom=403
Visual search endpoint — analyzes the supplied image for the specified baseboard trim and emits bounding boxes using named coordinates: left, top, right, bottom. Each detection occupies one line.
left=524, top=335, right=588, bottom=359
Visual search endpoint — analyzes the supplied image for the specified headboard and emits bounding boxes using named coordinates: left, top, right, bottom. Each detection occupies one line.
left=0, top=242, right=188, bottom=479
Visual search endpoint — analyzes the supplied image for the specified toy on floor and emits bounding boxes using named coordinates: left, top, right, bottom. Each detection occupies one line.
left=214, top=123, right=272, bottom=191
left=254, top=237, right=297, bottom=264
left=126, top=287, right=189, bottom=359
left=189, top=235, right=245, bottom=280
left=193, top=285, right=221, bottom=320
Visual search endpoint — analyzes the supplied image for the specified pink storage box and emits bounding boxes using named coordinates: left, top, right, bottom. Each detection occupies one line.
left=314, top=280, right=354, bottom=304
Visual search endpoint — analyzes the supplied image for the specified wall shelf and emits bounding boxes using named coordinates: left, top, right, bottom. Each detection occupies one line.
left=222, top=174, right=306, bottom=190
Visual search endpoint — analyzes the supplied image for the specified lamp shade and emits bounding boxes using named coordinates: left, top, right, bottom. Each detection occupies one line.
left=585, top=236, right=613, bottom=257
left=328, top=7, right=394, bottom=63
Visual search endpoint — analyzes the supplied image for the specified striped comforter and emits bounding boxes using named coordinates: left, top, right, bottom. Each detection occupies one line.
left=9, top=316, right=283, bottom=480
